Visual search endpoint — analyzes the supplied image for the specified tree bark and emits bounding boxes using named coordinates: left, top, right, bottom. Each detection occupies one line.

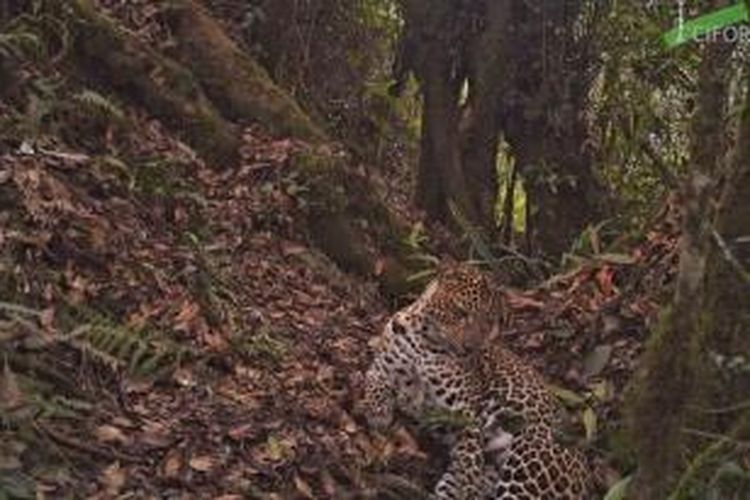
left=161, top=0, right=326, bottom=143
left=68, top=0, right=242, bottom=166
left=628, top=39, right=733, bottom=500
left=501, top=0, right=609, bottom=259
left=400, top=0, right=475, bottom=225
left=460, top=0, right=510, bottom=233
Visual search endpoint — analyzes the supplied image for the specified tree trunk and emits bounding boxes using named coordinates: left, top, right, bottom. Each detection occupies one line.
left=460, top=0, right=510, bottom=233
left=67, top=1, right=419, bottom=295
left=401, top=0, right=472, bottom=225
left=628, top=40, right=733, bottom=500
left=398, top=0, right=482, bottom=229
left=69, top=0, right=241, bottom=166
left=161, top=0, right=326, bottom=143
left=501, top=0, right=609, bottom=259
left=419, top=56, right=472, bottom=223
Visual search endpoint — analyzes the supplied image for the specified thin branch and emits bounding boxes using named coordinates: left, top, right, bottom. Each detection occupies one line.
left=0, top=301, right=43, bottom=318
left=688, top=399, right=750, bottom=415
left=680, top=427, right=750, bottom=448
left=37, top=422, right=146, bottom=464
left=712, top=229, right=750, bottom=285
left=641, top=136, right=679, bottom=189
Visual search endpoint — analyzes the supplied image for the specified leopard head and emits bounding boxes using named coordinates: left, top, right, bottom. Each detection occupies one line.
left=418, top=262, right=505, bottom=351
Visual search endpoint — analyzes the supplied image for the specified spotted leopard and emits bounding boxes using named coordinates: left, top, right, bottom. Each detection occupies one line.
left=411, top=263, right=505, bottom=353
left=361, top=264, right=591, bottom=499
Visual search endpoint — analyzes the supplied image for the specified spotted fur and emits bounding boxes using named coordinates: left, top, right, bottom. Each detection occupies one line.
left=361, top=265, right=591, bottom=499
left=414, top=263, right=504, bottom=352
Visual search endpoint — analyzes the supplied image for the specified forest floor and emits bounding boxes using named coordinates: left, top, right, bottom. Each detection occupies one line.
left=1, top=108, right=679, bottom=498
left=0, top=2, right=685, bottom=497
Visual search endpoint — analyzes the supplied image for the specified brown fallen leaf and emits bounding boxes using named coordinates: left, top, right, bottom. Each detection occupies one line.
left=99, top=462, right=126, bottom=496
left=189, top=455, right=216, bottom=473
left=160, top=449, right=182, bottom=479
left=505, top=293, right=545, bottom=310
left=0, top=357, right=24, bottom=411
left=294, top=474, right=315, bottom=499
left=228, top=422, right=259, bottom=441
left=140, top=421, right=172, bottom=448
left=94, top=425, right=129, bottom=445
left=40, top=307, right=55, bottom=330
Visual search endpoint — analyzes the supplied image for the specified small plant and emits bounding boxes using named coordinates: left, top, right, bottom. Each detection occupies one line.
left=57, top=305, right=192, bottom=379
left=231, top=325, right=288, bottom=363
left=71, top=89, right=127, bottom=125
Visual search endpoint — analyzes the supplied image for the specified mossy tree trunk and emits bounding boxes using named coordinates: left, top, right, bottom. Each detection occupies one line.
left=396, top=0, right=609, bottom=257
left=160, top=0, right=326, bottom=143
left=666, top=69, right=750, bottom=499
left=500, top=0, right=609, bottom=259
left=291, top=147, right=421, bottom=297
left=62, top=0, right=417, bottom=295
left=627, top=40, right=734, bottom=499
left=68, top=0, right=242, bottom=166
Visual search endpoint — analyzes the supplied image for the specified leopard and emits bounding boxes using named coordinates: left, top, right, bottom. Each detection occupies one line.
left=360, top=263, right=592, bottom=499
left=411, top=262, right=506, bottom=353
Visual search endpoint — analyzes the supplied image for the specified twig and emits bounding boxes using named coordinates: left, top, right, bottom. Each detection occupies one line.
left=37, top=422, right=146, bottom=464
left=366, top=472, right=432, bottom=500
left=688, top=399, right=750, bottom=415
left=669, top=410, right=750, bottom=499
left=640, top=136, right=679, bottom=189
left=711, top=229, right=750, bottom=284
left=0, top=301, right=43, bottom=317
left=680, top=427, right=750, bottom=448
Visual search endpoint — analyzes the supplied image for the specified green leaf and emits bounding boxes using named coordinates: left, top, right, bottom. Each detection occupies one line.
left=582, top=407, right=597, bottom=441
left=603, top=476, right=632, bottom=500
left=589, top=380, right=614, bottom=402
left=547, top=384, right=586, bottom=407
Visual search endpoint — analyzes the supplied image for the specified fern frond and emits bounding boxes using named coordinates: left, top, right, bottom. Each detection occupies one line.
left=0, top=31, right=43, bottom=60
left=72, top=89, right=126, bottom=124
left=57, top=306, right=191, bottom=379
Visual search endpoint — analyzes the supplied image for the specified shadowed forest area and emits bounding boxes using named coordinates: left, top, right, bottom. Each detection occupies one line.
left=0, top=1, right=748, bottom=499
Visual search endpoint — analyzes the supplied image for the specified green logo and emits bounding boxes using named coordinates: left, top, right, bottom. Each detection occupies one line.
left=663, top=1, right=749, bottom=48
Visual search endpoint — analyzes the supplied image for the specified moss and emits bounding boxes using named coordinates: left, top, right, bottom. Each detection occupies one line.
left=69, top=0, right=241, bottom=166
left=163, top=0, right=326, bottom=142
left=626, top=304, right=708, bottom=499
left=288, top=147, right=421, bottom=296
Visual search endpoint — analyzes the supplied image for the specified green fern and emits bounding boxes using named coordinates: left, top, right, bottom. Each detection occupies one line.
left=71, top=89, right=127, bottom=124
left=231, top=325, right=287, bottom=363
left=58, top=306, right=191, bottom=379
left=0, top=31, right=43, bottom=60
